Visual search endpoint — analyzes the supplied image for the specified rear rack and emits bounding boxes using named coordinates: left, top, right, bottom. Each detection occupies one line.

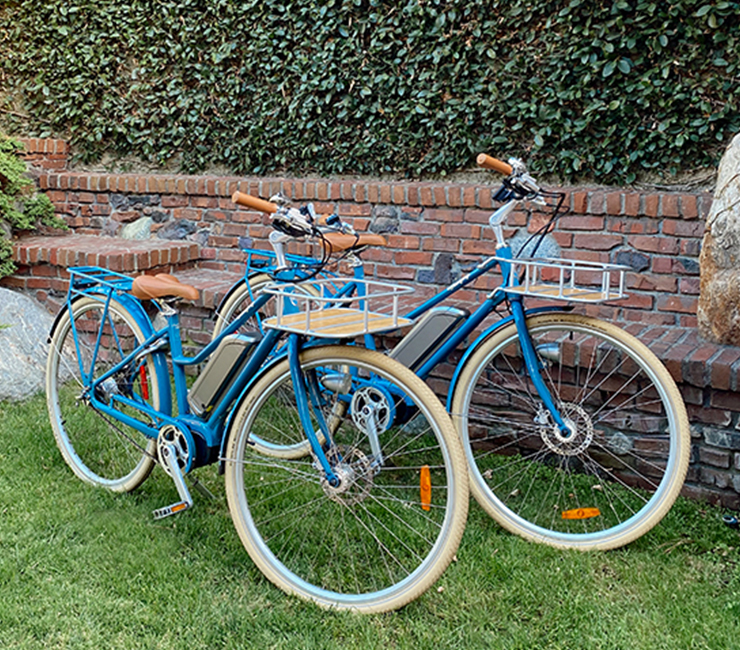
left=68, top=267, right=134, bottom=296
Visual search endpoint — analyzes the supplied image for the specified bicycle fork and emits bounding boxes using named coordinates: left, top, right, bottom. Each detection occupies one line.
left=510, top=298, right=572, bottom=438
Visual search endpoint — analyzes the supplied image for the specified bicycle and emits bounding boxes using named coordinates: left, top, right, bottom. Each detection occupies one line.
left=220, top=153, right=691, bottom=551
left=45, top=207, right=469, bottom=613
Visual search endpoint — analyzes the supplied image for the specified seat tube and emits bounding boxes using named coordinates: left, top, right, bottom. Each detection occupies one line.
left=510, top=298, right=571, bottom=436
left=287, top=336, right=339, bottom=485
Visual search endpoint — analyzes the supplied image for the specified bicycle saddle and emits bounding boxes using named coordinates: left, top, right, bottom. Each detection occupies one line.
left=132, top=273, right=199, bottom=301
left=322, top=232, right=387, bottom=253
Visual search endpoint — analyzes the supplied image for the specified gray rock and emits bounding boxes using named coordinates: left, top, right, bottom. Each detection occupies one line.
left=109, top=194, right=130, bottom=210
left=0, top=288, right=54, bottom=400
left=157, top=219, right=197, bottom=240
left=509, top=231, right=561, bottom=259
left=615, top=249, right=650, bottom=272
left=698, top=132, right=740, bottom=344
left=120, top=216, right=153, bottom=240
left=370, top=216, right=399, bottom=234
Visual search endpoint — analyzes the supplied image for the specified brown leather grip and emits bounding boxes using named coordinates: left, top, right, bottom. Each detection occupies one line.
left=476, top=153, right=513, bottom=176
left=231, top=191, right=277, bottom=214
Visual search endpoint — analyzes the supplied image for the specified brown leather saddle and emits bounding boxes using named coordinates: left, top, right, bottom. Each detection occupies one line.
left=131, top=273, right=199, bottom=302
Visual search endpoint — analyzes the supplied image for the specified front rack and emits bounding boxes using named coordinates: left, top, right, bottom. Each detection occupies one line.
left=495, top=257, right=629, bottom=303
left=263, top=279, right=414, bottom=338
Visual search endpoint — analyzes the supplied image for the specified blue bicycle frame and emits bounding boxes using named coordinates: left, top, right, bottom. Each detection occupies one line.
left=62, top=267, right=351, bottom=483
left=231, top=202, right=573, bottom=436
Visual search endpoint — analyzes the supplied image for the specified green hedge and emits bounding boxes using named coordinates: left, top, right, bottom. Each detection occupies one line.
left=1, top=0, right=738, bottom=184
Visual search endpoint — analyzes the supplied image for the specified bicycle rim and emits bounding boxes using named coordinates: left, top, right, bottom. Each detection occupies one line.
left=452, top=313, right=689, bottom=550
left=224, top=346, right=467, bottom=612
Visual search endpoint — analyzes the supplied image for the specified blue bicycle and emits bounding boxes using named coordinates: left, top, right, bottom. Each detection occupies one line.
left=44, top=208, right=469, bottom=613
left=218, top=153, right=691, bottom=551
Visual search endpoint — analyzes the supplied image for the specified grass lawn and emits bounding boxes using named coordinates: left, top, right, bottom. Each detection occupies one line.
left=2, top=392, right=740, bottom=650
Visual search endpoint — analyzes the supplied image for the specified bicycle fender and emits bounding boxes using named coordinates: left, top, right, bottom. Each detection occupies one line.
left=214, top=277, right=248, bottom=316
left=214, top=273, right=273, bottom=316
left=445, top=306, right=569, bottom=411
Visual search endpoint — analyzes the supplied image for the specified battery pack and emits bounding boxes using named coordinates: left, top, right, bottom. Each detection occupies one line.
left=390, top=306, right=468, bottom=371
left=188, top=332, right=261, bottom=417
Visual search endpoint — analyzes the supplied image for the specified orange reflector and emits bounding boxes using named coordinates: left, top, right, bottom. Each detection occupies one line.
left=171, top=503, right=188, bottom=513
left=420, top=465, right=432, bottom=511
left=139, top=365, right=149, bottom=401
left=561, top=507, right=601, bottom=520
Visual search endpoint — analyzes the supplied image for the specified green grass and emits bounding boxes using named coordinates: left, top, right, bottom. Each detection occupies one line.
left=2, top=393, right=740, bottom=650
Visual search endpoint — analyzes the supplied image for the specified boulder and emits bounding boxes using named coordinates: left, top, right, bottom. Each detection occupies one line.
left=698, top=134, right=740, bottom=344
left=0, top=288, right=54, bottom=400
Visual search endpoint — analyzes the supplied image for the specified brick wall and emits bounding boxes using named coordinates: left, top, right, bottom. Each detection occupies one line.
left=30, top=168, right=711, bottom=328
left=11, top=138, right=740, bottom=510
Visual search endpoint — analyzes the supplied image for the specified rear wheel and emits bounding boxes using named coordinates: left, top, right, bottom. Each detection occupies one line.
left=46, top=297, right=161, bottom=492
left=451, top=313, right=690, bottom=550
left=224, top=346, right=468, bottom=612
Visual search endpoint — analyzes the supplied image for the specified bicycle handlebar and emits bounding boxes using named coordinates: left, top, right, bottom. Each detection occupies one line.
left=476, top=153, right=513, bottom=176
left=231, top=191, right=278, bottom=214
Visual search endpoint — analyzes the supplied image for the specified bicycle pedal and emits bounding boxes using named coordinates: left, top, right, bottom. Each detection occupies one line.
left=155, top=442, right=194, bottom=520
left=152, top=501, right=191, bottom=520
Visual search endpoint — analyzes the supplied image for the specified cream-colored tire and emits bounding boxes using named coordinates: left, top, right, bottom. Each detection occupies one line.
left=46, top=297, right=159, bottom=492
left=225, top=345, right=468, bottom=612
left=451, top=313, right=689, bottom=550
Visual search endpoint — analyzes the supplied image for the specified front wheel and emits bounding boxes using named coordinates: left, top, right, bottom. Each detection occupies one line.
left=224, top=346, right=468, bottom=612
left=451, top=313, right=690, bottom=550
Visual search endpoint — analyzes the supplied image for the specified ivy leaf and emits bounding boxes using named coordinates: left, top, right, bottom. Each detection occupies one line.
left=603, top=61, right=617, bottom=77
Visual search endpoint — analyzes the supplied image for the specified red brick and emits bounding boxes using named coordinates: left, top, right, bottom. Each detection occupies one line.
left=627, top=274, right=677, bottom=293
left=709, top=348, right=740, bottom=390
left=629, top=235, right=679, bottom=255
left=558, top=215, right=605, bottom=230
left=393, top=185, right=406, bottom=205
left=662, top=220, right=704, bottom=237
left=661, top=194, right=680, bottom=218
left=441, top=223, right=481, bottom=239
left=573, top=233, right=622, bottom=250
left=380, top=185, right=392, bottom=204
left=681, top=194, right=699, bottom=219
left=644, top=194, right=659, bottom=217
left=406, top=184, right=419, bottom=207
left=422, top=238, right=460, bottom=252
left=606, top=192, right=622, bottom=215
left=375, top=264, right=416, bottom=280
left=400, top=221, right=439, bottom=236
left=679, top=278, right=701, bottom=295
left=394, top=251, right=433, bottom=265
left=687, top=404, right=731, bottom=426
left=162, top=196, right=188, bottom=208
left=657, top=295, right=698, bottom=314
left=336, top=203, right=370, bottom=218
left=424, top=208, right=464, bottom=223
left=652, top=256, right=673, bottom=274
left=572, top=191, right=588, bottom=213
left=386, top=235, right=421, bottom=249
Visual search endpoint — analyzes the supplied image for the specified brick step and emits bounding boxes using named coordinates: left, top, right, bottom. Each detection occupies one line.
left=12, top=233, right=200, bottom=273
left=3, top=233, right=202, bottom=312
left=171, top=267, right=244, bottom=310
